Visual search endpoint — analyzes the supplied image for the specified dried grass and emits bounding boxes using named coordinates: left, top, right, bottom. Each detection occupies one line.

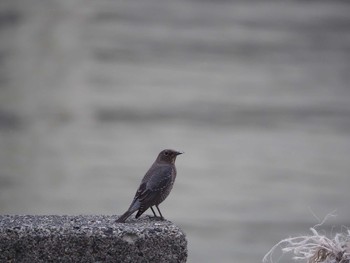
left=263, top=215, right=350, bottom=263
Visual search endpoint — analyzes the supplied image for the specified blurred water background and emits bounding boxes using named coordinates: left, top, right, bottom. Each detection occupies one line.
left=1, top=0, right=350, bottom=262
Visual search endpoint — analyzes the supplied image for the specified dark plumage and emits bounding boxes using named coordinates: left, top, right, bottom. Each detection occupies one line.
left=116, top=149, right=183, bottom=223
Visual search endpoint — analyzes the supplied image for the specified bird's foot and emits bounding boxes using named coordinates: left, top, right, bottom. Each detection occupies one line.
left=149, top=215, right=164, bottom=221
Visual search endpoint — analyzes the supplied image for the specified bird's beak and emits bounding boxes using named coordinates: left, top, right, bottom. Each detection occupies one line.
left=175, top=151, right=184, bottom=155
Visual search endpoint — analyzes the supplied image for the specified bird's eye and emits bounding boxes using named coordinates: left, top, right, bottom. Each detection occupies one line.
left=164, top=151, right=169, bottom=156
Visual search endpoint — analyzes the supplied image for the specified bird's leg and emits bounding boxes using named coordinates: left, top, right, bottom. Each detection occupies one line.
left=155, top=205, right=164, bottom=220
left=150, top=207, right=158, bottom=217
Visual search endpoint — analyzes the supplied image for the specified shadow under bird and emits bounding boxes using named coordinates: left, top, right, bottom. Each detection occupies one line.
left=116, top=149, right=183, bottom=223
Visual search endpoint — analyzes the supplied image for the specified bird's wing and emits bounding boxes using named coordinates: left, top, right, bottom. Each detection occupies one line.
left=135, top=166, right=173, bottom=204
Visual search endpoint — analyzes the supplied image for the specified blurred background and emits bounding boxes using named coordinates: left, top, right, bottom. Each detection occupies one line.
left=1, top=0, right=350, bottom=262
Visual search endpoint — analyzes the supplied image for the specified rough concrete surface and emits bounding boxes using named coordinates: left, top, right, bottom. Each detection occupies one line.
left=0, top=215, right=187, bottom=263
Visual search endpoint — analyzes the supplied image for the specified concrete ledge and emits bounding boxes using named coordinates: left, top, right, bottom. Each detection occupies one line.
left=0, top=215, right=187, bottom=262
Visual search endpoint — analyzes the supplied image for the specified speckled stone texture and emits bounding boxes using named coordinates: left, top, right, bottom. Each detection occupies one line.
left=0, top=215, right=187, bottom=263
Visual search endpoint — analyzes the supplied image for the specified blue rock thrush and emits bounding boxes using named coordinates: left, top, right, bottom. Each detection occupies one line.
left=116, top=149, right=183, bottom=223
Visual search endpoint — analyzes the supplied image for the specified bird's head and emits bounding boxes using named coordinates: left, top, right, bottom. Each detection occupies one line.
left=157, top=149, right=183, bottom=164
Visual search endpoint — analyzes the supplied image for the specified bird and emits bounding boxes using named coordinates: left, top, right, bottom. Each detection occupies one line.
left=116, top=149, right=183, bottom=223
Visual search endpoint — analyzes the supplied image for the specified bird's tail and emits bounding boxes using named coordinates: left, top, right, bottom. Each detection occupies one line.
left=116, top=201, right=140, bottom=223
left=116, top=210, right=134, bottom=223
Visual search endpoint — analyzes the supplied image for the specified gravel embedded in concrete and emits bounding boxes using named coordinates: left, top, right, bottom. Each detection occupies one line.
left=0, top=215, right=187, bottom=262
